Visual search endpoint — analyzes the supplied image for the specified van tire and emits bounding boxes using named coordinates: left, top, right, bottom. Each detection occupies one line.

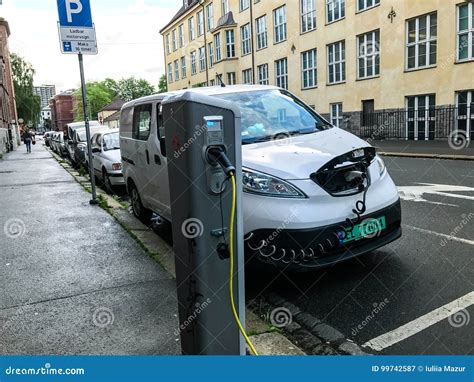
left=129, top=182, right=153, bottom=223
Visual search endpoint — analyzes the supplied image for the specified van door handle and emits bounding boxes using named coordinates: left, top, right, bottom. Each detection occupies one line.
left=145, top=150, right=150, bottom=165
left=154, top=154, right=161, bottom=165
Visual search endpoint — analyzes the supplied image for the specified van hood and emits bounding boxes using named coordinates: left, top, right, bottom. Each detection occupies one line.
left=242, top=127, right=371, bottom=180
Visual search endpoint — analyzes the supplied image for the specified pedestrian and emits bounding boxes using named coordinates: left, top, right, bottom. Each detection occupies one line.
left=23, top=129, right=33, bottom=153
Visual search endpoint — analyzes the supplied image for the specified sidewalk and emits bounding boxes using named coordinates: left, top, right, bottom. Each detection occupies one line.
left=0, top=144, right=180, bottom=355
left=371, top=140, right=474, bottom=160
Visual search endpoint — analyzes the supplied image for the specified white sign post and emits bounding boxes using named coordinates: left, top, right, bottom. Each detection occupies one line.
left=57, top=0, right=99, bottom=205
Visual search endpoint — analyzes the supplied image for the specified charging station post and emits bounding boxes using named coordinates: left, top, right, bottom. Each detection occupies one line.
left=163, top=92, right=246, bottom=355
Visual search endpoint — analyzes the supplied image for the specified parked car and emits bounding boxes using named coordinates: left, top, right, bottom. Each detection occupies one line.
left=44, top=131, right=55, bottom=147
left=69, top=125, right=108, bottom=166
left=66, top=121, right=103, bottom=164
left=119, top=85, right=401, bottom=271
left=51, top=132, right=68, bottom=157
left=87, top=129, right=124, bottom=192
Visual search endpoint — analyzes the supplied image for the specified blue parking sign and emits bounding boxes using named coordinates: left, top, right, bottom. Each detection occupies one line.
left=57, top=0, right=93, bottom=27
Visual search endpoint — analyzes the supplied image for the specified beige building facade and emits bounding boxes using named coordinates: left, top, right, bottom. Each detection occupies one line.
left=160, top=0, right=474, bottom=139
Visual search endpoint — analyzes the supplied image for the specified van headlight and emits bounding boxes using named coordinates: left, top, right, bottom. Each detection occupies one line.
left=242, top=168, right=306, bottom=198
left=376, top=155, right=386, bottom=176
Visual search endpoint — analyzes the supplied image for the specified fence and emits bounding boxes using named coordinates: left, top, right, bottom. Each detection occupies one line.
left=358, top=106, right=472, bottom=140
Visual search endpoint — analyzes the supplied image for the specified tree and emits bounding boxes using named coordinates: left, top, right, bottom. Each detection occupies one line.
left=158, top=74, right=167, bottom=93
left=115, top=77, right=155, bottom=101
left=73, top=81, right=117, bottom=121
left=11, top=53, right=41, bottom=127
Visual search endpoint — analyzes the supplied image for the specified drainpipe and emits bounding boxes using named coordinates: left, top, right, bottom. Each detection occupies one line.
left=249, top=0, right=256, bottom=84
left=200, top=0, right=209, bottom=86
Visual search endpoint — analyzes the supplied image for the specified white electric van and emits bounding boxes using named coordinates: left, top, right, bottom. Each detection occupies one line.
left=119, top=86, right=401, bottom=270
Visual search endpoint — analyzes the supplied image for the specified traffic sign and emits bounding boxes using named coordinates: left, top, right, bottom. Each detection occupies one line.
left=56, top=0, right=97, bottom=55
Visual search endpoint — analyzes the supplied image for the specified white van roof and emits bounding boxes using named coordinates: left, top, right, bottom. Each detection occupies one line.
left=121, top=85, right=280, bottom=110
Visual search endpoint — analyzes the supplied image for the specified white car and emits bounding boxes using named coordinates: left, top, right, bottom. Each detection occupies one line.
left=119, top=86, right=401, bottom=270
left=88, top=129, right=124, bottom=191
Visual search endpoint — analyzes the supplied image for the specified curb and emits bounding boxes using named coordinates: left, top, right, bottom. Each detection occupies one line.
left=254, top=293, right=370, bottom=356
left=47, top=146, right=306, bottom=356
left=379, top=152, right=474, bottom=161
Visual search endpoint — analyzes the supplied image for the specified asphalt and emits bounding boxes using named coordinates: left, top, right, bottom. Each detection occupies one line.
left=246, top=156, right=474, bottom=355
left=0, top=144, right=180, bottom=355
left=372, top=139, right=474, bottom=158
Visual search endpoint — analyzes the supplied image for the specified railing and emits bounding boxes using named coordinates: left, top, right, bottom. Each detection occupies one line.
left=358, top=106, right=472, bottom=140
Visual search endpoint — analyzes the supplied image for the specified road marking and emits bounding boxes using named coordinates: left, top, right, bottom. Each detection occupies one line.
left=363, top=291, right=474, bottom=351
left=404, top=225, right=474, bottom=246
left=398, top=183, right=474, bottom=207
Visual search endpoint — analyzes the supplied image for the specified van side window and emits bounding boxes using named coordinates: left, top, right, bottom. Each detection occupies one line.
left=132, top=104, right=152, bottom=140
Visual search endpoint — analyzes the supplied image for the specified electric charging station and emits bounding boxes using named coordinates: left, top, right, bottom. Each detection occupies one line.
left=163, top=92, right=246, bottom=355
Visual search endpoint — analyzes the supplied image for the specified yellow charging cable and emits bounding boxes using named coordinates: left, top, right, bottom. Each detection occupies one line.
left=229, top=173, right=259, bottom=356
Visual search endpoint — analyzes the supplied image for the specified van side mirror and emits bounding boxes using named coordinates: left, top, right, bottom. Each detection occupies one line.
left=92, top=147, right=100, bottom=153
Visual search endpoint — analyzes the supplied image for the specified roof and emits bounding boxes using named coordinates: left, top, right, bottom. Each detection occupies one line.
left=99, top=98, right=126, bottom=112
left=103, top=110, right=121, bottom=122
left=159, top=0, right=199, bottom=34
left=122, top=85, right=280, bottom=109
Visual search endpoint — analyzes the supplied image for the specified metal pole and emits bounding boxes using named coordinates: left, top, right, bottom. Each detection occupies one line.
left=78, top=52, right=98, bottom=205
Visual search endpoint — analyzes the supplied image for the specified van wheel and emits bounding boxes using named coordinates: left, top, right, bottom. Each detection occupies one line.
left=129, top=182, right=153, bottom=223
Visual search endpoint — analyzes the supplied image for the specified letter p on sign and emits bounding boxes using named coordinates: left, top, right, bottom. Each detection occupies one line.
left=66, top=0, right=83, bottom=23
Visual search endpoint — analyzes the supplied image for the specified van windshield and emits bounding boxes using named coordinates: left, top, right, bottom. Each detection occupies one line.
left=216, top=90, right=332, bottom=144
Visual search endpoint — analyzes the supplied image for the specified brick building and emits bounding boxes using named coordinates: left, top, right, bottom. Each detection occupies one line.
left=49, top=90, right=75, bottom=134
left=0, top=17, right=19, bottom=153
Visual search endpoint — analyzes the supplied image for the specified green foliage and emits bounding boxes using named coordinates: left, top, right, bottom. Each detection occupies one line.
left=73, top=80, right=117, bottom=121
left=115, top=77, right=156, bottom=101
left=158, top=74, right=167, bottom=93
left=11, top=53, right=41, bottom=126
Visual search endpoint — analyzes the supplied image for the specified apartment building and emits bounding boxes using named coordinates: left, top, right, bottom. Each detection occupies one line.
left=34, top=84, right=57, bottom=109
left=160, top=0, right=474, bottom=140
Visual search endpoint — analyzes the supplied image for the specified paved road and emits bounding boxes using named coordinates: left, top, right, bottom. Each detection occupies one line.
left=0, top=144, right=179, bottom=355
left=247, top=156, right=474, bottom=355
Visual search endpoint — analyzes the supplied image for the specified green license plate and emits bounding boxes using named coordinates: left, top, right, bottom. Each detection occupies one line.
left=339, top=216, right=387, bottom=244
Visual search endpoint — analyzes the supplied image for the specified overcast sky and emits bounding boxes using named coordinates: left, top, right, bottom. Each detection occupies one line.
left=1, top=0, right=178, bottom=92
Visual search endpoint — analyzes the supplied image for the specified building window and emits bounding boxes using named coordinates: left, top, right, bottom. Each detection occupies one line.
left=226, top=30, right=235, bottom=58
left=240, top=0, right=249, bottom=12
left=241, top=23, right=251, bottom=56
left=456, top=90, right=474, bottom=139
left=165, top=34, right=171, bottom=54
left=273, top=6, right=287, bottom=43
left=357, top=0, right=379, bottom=12
left=242, top=69, right=253, bottom=84
left=167, top=63, right=173, bottom=82
left=206, top=3, right=214, bottom=31
left=178, top=24, right=184, bottom=48
left=457, top=3, right=474, bottom=61
left=357, top=30, right=380, bottom=79
left=197, top=10, right=204, bottom=36
left=256, top=16, right=268, bottom=50
left=327, top=41, right=345, bottom=84
left=406, top=95, right=436, bottom=140
left=406, top=12, right=437, bottom=70
left=199, top=47, right=206, bottom=72
left=208, top=42, right=215, bottom=67
left=222, top=0, right=229, bottom=16
left=301, top=49, right=317, bottom=89
left=257, top=64, right=269, bottom=85
left=275, top=58, right=288, bottom=89
left=210, top=79, right=215, bottom=86
left=188, top=17, right=195, bottom=41
left=181, top=56, right=187, bottom=78
left=330, top=103, right=343, bottom=128
left=174, top=60, right=180, bottom=81
left=327, top=0, right=345, bottom=23
left=191, top=51, right=197, bottom=75
left=227, top=72, right=236, bottom=85
left=214, top=33, right=222, bottom=61
left=301, top=0, right=316, bottom=33
left=172, top=29, right=178, bottom=51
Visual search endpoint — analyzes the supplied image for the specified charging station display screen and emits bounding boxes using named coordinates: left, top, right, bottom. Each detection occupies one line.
left=206, top=120, right=222, bottom=132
